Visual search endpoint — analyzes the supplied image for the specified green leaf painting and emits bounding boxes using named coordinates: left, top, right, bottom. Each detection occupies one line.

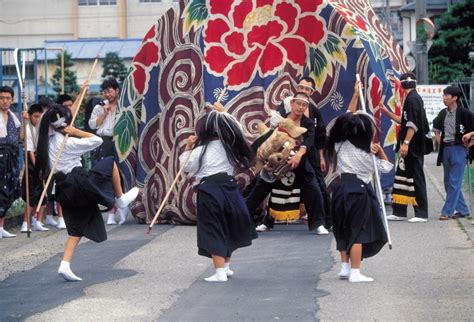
left=114, top=110, right=137, bottom=160
left=184, top=0, right=208, bottom=33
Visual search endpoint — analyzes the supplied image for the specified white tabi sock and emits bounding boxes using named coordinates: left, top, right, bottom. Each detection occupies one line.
left=349, top=268, right=374, bottom=283
left=0, top=227, right=16, bottom=238
left=56, top=217, right=67, bottom=229
left=115, top=187, right=139, bottom=208
left=45, top=215, right=58, bottom=226
left=204, top=268, right=228, bottom=282
left=224, top=263, right=234, bottom=277
left=58, top=260, right=82, bottom=281
left=338, top=262, right=350, bottom=279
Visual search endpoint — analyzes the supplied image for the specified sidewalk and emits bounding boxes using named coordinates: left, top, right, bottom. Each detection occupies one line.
left=424, top=152, right=474, bottom=242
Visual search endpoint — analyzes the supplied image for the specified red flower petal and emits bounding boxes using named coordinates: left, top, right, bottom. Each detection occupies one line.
left=209, top=0, right=233, bottom=16
left=295, top=0, right=324, bottom=13
left=227, top=48, right=262, bottom=87
left=224, top=31, right=246, bottom=55
left=370, top=76, right=382, bottom=107
left=204, top=18, right=230, bottom=43
left=132, top=65, right=147, bottom=95
left=295, top=16, right=325, bottom=45
left=247, top=21, right=283, bottom=47
left=275, top=2, right=297, bottom=33
left=259, top=43, right=283, bottom=75
left=133, top=42, right=159, bottom=67
left=278, top=37, right=306, bottom=67
left=205, top=46, right=235, bottom=74
left=233, top=1, right=253, bottom=29
left=143, top=25, right=156, bottom=41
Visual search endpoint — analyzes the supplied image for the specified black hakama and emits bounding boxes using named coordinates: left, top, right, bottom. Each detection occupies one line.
left=0, top=114, right=21, bottom=218
left=331, top=173, right=387, bottom=259
left=196, top=172, right=257, bottom=258
left=53, top=156, right=116, bottom=242
left=0, top=143, right=20, bottom=217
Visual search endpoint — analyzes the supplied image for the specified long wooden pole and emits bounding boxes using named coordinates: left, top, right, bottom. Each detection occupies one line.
left=356, top=74, right=393, bottom=249
left=35, top=56, right=100, bottom=214
left=146, top=88, right=228, bottom=234
left=13, top=49, right=32, bottom=237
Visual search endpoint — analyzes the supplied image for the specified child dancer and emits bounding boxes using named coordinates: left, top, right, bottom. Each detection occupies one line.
left=180, top=110, right=256, bottom=282
left=35, top=104, right=138, bottom=281
left=327, top=112, right=393, bottom=282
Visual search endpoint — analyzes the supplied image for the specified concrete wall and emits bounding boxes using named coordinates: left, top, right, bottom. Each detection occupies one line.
left=0, top=0, right=74, bottom=48
left=0, top=0, right=176, bottom=48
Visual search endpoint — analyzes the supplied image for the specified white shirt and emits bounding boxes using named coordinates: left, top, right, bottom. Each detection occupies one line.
left=335, top=141, right=393, bottom=184
left=26, top=124, right=37, bottom=152
left=179, top=140, right=234, bottom=180
left=88, top=104, right=115, bottom=136
left=49, top=132, right=102, bottom=174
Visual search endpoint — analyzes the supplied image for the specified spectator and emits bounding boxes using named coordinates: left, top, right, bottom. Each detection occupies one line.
left=433, top=85, right=474, bottom=220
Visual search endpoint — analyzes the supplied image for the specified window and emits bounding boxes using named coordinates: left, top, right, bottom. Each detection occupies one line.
left=139, top=0, right=161, bottom=3
left=79, top=0, right=116, bottom=5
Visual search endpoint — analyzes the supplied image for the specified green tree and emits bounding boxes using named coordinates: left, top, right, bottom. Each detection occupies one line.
left=428, top=0, right=474, bottom=84
left=101, top=52, right=128, bottom=86
left=51, top=50, right=79, bottom=95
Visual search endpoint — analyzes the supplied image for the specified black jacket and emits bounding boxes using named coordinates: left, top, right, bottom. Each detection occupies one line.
left=432, top=105, right=474, bottom=166
left=396, top=90, right=430, bottom=158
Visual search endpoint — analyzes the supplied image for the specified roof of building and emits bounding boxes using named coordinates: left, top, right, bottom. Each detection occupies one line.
left=400, top=0, right=462, bottom=12
left=40, top=38, right=142, bottom=60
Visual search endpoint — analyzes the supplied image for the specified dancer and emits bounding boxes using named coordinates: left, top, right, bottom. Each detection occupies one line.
left=247, top=92, right=327, bottom=234
left=35, top=104, right=138, bottom=281
left=179, top=109, right=256, bottom=282
left=327, top=112, right=393, bottom=282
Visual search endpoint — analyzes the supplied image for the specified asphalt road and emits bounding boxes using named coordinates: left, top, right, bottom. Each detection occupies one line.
left=0, top=153, right=472, bottom=321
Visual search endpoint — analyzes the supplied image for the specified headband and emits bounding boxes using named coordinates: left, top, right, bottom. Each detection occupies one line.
left=291, top=96, right=310, bottom=104
left=401, top=77, right=417, bottom=83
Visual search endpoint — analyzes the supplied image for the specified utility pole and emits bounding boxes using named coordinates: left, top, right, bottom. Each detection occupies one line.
left=384, top=0, right=392, bottom=34
left=415, top=0, right=429, bottom=84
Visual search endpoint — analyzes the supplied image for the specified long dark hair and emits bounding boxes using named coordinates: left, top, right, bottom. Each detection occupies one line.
left=194, top=110, right=254, bottom=171
left=326, top=111, right=376, bottom=157
left=35, top=104, right=72, bottom=179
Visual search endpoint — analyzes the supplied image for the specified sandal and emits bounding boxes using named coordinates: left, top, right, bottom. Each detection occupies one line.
left=439, top=215, right=449, bottom=221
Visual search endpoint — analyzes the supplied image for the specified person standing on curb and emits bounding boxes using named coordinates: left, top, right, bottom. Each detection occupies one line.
left=433, top=85, right=474, bottom=220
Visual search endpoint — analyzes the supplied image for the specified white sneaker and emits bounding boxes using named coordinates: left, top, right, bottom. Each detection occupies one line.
left=106, top=213, right=117, bottom=225
left=56, top=217, right=67, bottom=229
left=45, top=215, right=58, bottom=226
left=225, top=268, right=234, bottom=277
left=256, top=224, right=270, bottom=232
left=386, top=215, right=405, bottom=221
left=115, top=187, right=139, bottom=209
left=117, top=207, right=128, bottom=225
left=316, top=225, right=329, bottom=235
left=58, top=261, right=82, bottom=281
left=33, top=221, right=50, bottom=232
left=0, top=228, right=16, bottom=238
left=408, top=217, right=428, bottom=223
left=20, top=221, right=32, bottom=233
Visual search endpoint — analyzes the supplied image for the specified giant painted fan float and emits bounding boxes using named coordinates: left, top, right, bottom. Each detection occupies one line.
left=114, top=0, right=410, bottom=224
